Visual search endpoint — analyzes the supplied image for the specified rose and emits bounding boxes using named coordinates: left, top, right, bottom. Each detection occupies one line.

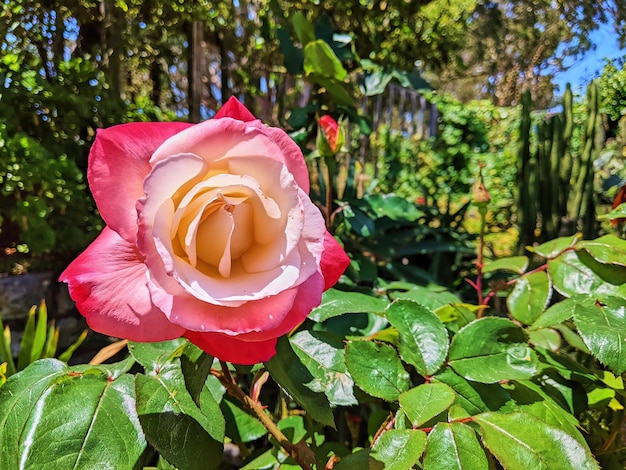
left=316, top=115, right=344, bottom=156
left=60, top=98, right=349, bottom=364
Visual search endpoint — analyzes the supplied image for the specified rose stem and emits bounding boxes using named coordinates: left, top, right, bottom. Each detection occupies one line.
left=324, top=155, right=337, bottom=230
left=215, top=361, right=318, bottom=469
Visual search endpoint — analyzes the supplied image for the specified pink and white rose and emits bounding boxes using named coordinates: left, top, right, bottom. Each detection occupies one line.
left=60, top=98, right=349, bottom=364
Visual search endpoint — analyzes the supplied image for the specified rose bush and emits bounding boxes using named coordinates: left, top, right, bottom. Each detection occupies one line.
left=60, top=98, right=349, bottom=364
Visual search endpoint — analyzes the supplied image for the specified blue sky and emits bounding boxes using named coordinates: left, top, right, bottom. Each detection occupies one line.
left=552, top=23, right=625, bottom=95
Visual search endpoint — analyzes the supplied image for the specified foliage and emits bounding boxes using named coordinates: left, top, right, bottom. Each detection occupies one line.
left=374, top=93, right=489, bottom=200
left=1, top=230, right=625, bottom=468
left=0, top=51, right=113, bottom=257
left=517, top=82, right=606, bottom=248
left=431, top=0, right=622, bottom=106
left=598, top=59, right=626, bottom=126
left=334, top=192, right=475, bottom=288
left=1, top=2, right=626, bottom=468
left=0, top=301, right=87, bottom=385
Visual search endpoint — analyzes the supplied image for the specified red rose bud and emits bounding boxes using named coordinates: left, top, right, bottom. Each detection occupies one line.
left=317, top=115, right=344, bottom=157
left=611, top=184, right=626, bottom=226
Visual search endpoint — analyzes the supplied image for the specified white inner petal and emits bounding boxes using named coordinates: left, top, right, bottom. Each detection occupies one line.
left=170, top=173, right=286, bottom=279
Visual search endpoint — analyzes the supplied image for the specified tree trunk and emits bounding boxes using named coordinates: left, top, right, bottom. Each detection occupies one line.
left=150, top=59, right=162, bottom=106
left=188, top=21, right=204, bottom=123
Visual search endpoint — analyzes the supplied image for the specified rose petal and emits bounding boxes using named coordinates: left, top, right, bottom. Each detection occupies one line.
left=149, top=115, right=309, bottom=192
left=260, top=126, right=311, bottom=193
left=137, top=152, right=209, bottom=273
left=151, top=271, right=324, bottom=338
left=89, top=122, right=192, bottom=243
left=184, top=332, right=277, bottom=365
left=139, top=154, right=304, bottom=304
left=320, top=232, right=351, bottom=290
left=214, top=96, right=258, bottom=122
left=59, top=227, right=185, bottom=341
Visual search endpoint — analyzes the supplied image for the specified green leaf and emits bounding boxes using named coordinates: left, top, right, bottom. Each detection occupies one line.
left=531, top=234, right=579, bottom=258
left=239, top=448, right=281, bottom=469
left=17, top=305, right=37, bottom=371
left=548, top=250, right=626, bottom=298
left=474, top=411, right=599, bottom=470
left=345, top=340, right=409, bottom=401
left=448, top=318, right=538, bottom=383
left=531, top=296, right=581, bottom=329
left=434, top=303, right=477, bottom=332
left=364, top=194, right=423, bottom=221
left=599, top=202, right=626, bottom=221
left=128, top=339, right=186, bottom=372
left=265, top=336, right=334, bottom=428
left=221, top=397, right=267, bottom=443
left=290, top=330, right=357, bottom=406
left=363, top=69, right=394, bottom=96
left=432, top=369, right=493, bottom=415
left=0, top=359, right=146, bottom=469
left=391, top=285, right=461, bottom=310
left=310, top=75, right=354, bottom=106
left=309, top=289, right=388, bottom=322
left=135, top=359, right=224, bottom=470
left=334, top=448, right=371, bottom=470
left=385, top=300, right=449, bottom=376
left=42, top=323, right=58, bottom=359
left=277, top=27, right=304, bottom=75
left=370, top=429, right=427, bottom=470
left=303, top=40, right=347, bottom=80
left=528, top=328, right=561, bottom=351
left=554, top=324, right=591, bottom=353
left=501, top=381, right=583, bottom=440
left=0, top=319, right=16, bottom=376
left=423, top=422, right=489, bottom=470
left=572, top=296, right=626, bottom=374
left=57, top=329, right=88, bottom=363
left=483, top=256, right=529, bottom=274
left=31, top=302, right=47, bottom=362
left=577, top=234, right=626, bottom=267
left=180, top=342, right=214, bottom=405
left=399, top=383, right=456, bottom=427
left=291, top=12, right=316, bottom=45
left=507, top=271, right=551, bottom=325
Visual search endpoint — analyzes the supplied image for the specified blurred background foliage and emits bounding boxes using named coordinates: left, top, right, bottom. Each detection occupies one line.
left=2, top=3, right=626, bottom=467
left=1, top=0, right=626, bottom=280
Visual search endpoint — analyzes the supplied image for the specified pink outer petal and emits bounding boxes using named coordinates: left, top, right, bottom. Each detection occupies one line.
left=151, top=271, right=324, bottom=339
left=59, top=227, right=186, bottom=342
left=89, top=121, right=193, bottom=243
left=214, top=97, right=257, bottom=122
left=150, top=117, right=310, bottom=193
left=184, top=332, right=277, bottom=365
left=260, top=127, right=310, bottom=193
left=183, top=272, right=325, bottom=364
left=320, top=232, right=350, bottom=290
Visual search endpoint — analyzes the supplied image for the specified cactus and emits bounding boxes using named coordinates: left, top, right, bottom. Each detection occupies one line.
left=569, top=80, right=604, bottom=238
left=517, top=90, right=535, bottom=251
left=517, top=81, right=604, bottom=249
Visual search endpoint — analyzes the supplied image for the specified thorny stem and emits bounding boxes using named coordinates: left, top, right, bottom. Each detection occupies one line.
left=371, top=415, right=475, bottom=447
left=370, top=413, right=396, bottom=447
left=213, top=361, right=318, bottom=470
left=418, top=416, right=474, bottom=433
left=324, top=156, right=337, bottom=231
left=475, top=207, right=487, bottom=314
left=482, top=263, right=548, bottom=306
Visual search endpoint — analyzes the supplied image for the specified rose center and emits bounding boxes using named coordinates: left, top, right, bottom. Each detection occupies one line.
left=171, top=174, right=283, bottom=280
left=193, top=195, right=254, bottom=277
